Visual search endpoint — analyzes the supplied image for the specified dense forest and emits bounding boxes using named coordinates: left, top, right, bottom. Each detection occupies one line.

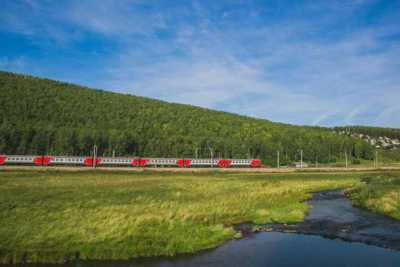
left=0, top=71, right=395, bottom=166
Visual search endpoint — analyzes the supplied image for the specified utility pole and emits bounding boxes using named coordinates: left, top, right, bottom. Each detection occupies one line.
left=300, top=150, right=303, bottom=168
left=345, top=151, right=348, bottom=168
left=375, top=150, right=378, bottom=168
left=208, top=146, right=214, bottom=168
left=93, top=145, right=98, bottom=169
left=277, top=150, right=280, bottom=168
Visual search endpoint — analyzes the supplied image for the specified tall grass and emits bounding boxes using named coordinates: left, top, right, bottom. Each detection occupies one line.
left=0, top=170, right=361, bottom=263
left=348, top=172, right=400, bottom=219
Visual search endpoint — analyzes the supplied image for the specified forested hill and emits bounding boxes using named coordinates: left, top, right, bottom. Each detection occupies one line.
left=0, top=71, right=381, bottom=165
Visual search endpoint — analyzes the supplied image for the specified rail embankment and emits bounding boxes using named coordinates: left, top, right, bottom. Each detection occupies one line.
left=1, top=165, right=400, bottom=173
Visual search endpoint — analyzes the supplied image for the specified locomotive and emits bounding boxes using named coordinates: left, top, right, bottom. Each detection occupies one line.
left=0, top=155, right=262, bottom=168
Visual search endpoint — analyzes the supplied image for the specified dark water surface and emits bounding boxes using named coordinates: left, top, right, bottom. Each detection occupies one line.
left=8, top=190, right=400, bottom=267
left=256, top=190, right=400, bottom=250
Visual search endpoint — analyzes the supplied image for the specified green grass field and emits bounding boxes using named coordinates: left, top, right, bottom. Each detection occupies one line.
left=0, top=170, right=368, bottom=263
left=349, top=172, right=400, bottom=220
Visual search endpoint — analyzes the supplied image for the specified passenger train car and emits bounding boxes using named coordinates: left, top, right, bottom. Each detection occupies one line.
left=0, top=155, right=262, bottom=168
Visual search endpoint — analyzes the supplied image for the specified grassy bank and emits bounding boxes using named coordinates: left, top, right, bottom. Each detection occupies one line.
left=0, top=170, right=362, bottom=263
left=348, top=172, right=400, bottom=220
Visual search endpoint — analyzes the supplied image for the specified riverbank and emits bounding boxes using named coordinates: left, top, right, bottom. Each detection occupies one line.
left=238, top=189, right=400, bottom=251
left=349, top=172, right=400, bottom=220
left=0, top=170, right=362, bottom=264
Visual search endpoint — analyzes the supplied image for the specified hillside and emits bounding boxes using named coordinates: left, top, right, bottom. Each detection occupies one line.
left=335, top=126, right=400, bottom=149
left=335, top=126, right=400, bottom=163
left=0, top=71, right=386, bottom=165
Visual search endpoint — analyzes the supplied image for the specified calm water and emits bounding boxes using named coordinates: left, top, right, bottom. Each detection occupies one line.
left=9, top=190, right=400, bottom=267
left=86, top=232, right=400, bottom=267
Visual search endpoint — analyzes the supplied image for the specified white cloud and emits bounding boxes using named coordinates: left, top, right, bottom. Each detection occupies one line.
left=63, top=0, right=167, bottom=37
left=98, top=2, right=400, bottom=127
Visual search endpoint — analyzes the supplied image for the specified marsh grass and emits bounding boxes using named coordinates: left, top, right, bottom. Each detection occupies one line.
left=348, top=171, right=400, bottom=220
left=0, top=170, right=361, bottom=263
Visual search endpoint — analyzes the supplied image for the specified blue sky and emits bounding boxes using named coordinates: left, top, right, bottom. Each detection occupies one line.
left=1, top=0, right=400, bottom=127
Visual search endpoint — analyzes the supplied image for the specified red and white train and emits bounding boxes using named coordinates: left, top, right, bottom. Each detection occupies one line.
left=0, top=155, right=262, bottom=168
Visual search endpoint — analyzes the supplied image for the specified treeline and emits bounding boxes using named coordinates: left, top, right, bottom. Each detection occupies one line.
left=335, top=126, right=400, bottom=140
left=0, top=71, right=379, bottom=166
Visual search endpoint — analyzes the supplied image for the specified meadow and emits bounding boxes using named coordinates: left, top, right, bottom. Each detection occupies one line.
left=349, top=171, right=400, bottom=220
left=0, top=170, right=365, bottom=263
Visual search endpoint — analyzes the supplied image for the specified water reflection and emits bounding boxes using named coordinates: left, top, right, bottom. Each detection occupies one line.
left=83, top=232, right=400, bottom=267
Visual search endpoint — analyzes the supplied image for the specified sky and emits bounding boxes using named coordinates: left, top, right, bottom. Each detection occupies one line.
left=1, top=0, right=400, bottom=127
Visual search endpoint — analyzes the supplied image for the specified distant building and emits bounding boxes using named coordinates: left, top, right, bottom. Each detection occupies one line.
left=293, top=162, right=308, bottom=168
